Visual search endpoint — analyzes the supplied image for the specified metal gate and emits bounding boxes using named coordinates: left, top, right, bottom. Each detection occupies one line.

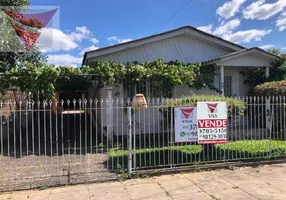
left=0, top=100, right=118, bottom=192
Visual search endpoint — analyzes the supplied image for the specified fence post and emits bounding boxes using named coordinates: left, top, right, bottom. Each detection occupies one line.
left=265, top=97, right=272, bottom=137
left=127, top=106, right=132, bottom=178
left=106, top=87, right=113, bottom=147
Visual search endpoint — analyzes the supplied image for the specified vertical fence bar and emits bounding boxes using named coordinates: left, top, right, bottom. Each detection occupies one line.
left=170, top=98, right=174, bottom=168
left=79, top=99, right=82, bottom=163
left=73, top=99, right=76, bottom=163
left=143, top=99, right=146, bottom=167
left=89, top=99, right=93, bottom=154
left=133, top=103, right=136, bottom=172
left=43, top=101, right=47, bottom=161
left=31, top=101, right=35, bottom=156
left=147, top=98, right=151, bottom=168
left=167, top=98, right=171, bottom=167
left=261, top=96, right=265, bottom=159
left=55, top=100, right=59, bottom=170
left=156, top=98, right=160, bottom=166
left=13, top=101, right=16, bottom=158
left=61, top=100, right=64, bottom=165
left=49, top=101, right=53, bottom=162
left=0, top=102, right=3, bottom=160
left=7, top=102, right=10, bottom=158
left=114, top=99, right=118, bottom=170
left=127, top=106, right=132, bottom=178
left=138, top=102, right=141, bottom=168
left=100, top=99, right=103, bottom=155
left=283, top=96, right=286, bottom=155
left=152, top=99, right=156, bottom=167
left=84, top=99, right=87, bottom=157
left=121, top=99, right=125, bottom=169
left=95, top=99, right=98, bottom=154
left=24, top=101, right=27, bottom=158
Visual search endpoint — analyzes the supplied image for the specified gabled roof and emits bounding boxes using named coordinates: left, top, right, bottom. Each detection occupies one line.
left=203, top=47, right=280, bottom=65
left=82, top=25, right=246, bottom=65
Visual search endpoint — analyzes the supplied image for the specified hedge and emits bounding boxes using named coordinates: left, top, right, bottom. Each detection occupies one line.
left=255, top=81, right=286, bottom=96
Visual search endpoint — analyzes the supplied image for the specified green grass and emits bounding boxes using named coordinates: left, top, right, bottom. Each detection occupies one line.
left=215, top=140, right=286, bottom=154
left=108, top=145, right=203, bottom=158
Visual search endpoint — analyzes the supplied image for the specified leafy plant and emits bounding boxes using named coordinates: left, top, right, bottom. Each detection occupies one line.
left=108, top=145, right=202, bottom=158
left=2, top=59, right=216, bottom=101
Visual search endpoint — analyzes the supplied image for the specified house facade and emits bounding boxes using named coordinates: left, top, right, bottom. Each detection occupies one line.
left=82, top=26, right=278, bottom=136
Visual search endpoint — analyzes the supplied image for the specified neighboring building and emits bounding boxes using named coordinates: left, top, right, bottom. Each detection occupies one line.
left=82, top=26, right=279, bottom=135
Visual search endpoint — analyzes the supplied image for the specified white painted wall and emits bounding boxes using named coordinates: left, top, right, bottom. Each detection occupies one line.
left=89, top=35, right=233, bottom=64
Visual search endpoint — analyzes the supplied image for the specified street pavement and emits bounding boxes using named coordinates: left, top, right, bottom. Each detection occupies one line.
left=1, top=163, right=286, bottom=200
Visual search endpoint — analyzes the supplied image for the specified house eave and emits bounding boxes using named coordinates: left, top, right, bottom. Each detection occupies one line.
left=82, top=26, right=246, bottom=65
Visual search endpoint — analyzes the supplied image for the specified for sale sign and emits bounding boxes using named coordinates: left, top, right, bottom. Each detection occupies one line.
left=174, top=107, right=197, bottom=142
left=197, top=102, right=227, bottom=144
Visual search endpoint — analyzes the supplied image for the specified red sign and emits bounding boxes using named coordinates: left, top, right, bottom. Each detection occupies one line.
left=198, top=119, right=227, bottom=128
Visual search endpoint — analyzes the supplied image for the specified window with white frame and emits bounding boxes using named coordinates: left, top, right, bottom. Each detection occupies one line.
left=123, top=79, right=161, bottom=99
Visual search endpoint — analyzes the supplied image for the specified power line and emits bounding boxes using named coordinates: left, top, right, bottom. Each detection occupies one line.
left=156, top=0, right=193, bottom=33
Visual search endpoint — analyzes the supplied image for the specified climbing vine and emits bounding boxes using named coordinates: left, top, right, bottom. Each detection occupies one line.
left=87, top=59, right=217, bottom=97
left=3, top=59, right=217, bottom=99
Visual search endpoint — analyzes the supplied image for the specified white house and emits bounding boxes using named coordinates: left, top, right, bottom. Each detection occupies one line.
left=82, top=26, right=279, bottom=136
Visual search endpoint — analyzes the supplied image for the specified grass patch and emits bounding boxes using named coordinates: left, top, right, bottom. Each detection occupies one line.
left=215, top=140, right=286, bottom=159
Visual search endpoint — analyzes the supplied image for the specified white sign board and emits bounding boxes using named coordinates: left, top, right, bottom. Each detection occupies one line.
left=174, top=107, right=197, bottom=142
left=197, top=102, right=227, bottom=144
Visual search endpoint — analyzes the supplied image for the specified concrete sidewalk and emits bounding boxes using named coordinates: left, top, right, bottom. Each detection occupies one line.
left=1, top=163, right=286, bottom=200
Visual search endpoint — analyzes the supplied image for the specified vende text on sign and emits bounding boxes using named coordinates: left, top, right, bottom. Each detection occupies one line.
left=198, top=119, right=227, bottom=128
left=197, top=102, right=228, bottom=144
left=174, top=107, right=197, bottom=142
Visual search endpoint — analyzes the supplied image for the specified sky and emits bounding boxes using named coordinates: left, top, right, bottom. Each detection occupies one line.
left=29, top=0, right=286, bottom=66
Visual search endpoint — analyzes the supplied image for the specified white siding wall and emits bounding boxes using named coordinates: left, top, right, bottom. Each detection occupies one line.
left=218, top=52, right=273, bottom=67
left=90, top=35, right=233, bottom=64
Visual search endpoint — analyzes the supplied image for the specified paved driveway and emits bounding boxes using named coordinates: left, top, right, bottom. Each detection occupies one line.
left=1, top=163, right=286, bottom=200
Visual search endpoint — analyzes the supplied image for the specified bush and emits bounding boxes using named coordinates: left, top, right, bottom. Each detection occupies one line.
left=159, top=95, right=246, bottom=124
left=108, top=145, right=203, bottom=169
left=215, top=140, right=286, bottom=159
left=255, top=81, right=286, bottom=96
left=108, top=145, right=203, bottom=158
